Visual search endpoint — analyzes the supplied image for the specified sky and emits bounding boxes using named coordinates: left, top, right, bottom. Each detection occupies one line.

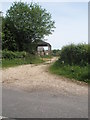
left=0, top=1, right=88, bottom=50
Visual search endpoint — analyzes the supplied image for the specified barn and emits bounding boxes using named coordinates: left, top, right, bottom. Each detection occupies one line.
left=37, top=40, right=51, bottom=56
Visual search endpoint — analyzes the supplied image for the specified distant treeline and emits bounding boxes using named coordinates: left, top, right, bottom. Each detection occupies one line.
left=52, top=49, right=61, bottom=56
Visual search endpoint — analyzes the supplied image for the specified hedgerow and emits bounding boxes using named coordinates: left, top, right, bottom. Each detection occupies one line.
left=59, top=44, right=89, bottom=65
left=2, top=50, right=27, bottom=59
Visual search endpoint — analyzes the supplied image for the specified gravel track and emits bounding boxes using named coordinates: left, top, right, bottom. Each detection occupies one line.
left=2, top=57, right=88, bottom=96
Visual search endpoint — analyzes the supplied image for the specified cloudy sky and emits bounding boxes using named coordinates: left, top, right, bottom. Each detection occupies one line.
left=0, top=1, right=88, bottom=49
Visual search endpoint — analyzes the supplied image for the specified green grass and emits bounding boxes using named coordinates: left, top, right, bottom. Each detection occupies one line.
left=49, top=60, right=89, bottom=83
left=2, top=55, right=44, bottom=68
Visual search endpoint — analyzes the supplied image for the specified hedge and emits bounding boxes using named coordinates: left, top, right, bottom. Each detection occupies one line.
left=59, top=44, right=89, bottom=65
left=2, top=50, right=27, bottom=59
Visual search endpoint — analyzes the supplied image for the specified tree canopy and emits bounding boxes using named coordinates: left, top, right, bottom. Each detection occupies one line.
left=2, top=2, right=55, bottom=53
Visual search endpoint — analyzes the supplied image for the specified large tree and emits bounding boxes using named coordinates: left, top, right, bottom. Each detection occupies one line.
left=3, top=2, right=55, bottom=52
left=2, top=17, right=18, bottom=51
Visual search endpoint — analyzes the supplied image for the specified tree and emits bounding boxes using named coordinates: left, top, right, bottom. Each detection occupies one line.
left=4, top=2, right=55, bottom=52
left=52, top=49, right=61, bottom=56
left=2, top=17, right=18, bottom=51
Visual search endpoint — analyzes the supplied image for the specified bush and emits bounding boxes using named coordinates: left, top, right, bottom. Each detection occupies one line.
left=59, top=44, right=89, bottom=65
left=0, top=50, right=2, bottom=59
left=2, top=50, right=27, bottom=59
left=2, top=51, right=44, bottom=68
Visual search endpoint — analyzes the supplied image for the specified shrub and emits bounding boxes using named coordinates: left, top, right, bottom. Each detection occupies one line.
left=59, top=44, right=89, bottom=65
left=52, top=49, right=61, bottom=56
left=2, top=50, right=27, bottom=59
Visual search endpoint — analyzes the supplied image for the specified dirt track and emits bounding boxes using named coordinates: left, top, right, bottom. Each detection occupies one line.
left=2, top=57, right=88, bottom=96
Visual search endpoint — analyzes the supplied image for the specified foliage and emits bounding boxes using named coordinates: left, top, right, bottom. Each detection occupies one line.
left=0, top=50, right=1, bottom=68
left=2, top=2, right=55, bottom=52
left=2, top=16, right=18, bottom=51
left=52, top=49, right=61, bottom=56
left=2, top=50, right=27, bottom=59
left=2, top=51, right=44, bottom=68
left=59, top=44, right=89, bottom=65
left=2, top=30, right=18, bottom=51
left=49, top=60, right=89, bottom=83
left=49, top=44, right=89, bottom=83
left=2, top=57, right=43, bottom=68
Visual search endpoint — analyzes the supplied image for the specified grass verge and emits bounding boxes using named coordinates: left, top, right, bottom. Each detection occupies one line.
left=2, top=55, right=44, bottom=68
left=49, top=60, right=89, bottom=83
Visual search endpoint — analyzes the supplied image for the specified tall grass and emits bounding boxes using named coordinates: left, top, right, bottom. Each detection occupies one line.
left=50, top=61, right=89, bottom=83
left=2, top=50, right=44, bottom=68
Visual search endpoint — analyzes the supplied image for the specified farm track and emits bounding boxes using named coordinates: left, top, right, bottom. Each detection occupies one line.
left=2, top=57, right=88, bottom=96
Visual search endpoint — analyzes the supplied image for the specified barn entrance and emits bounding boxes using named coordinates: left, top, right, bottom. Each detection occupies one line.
left=37, top=41, right=51, bottom=56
